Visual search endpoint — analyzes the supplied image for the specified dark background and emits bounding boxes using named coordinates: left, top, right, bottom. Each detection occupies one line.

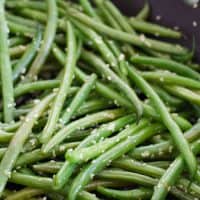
left=112, top=0, right=200, bottom=61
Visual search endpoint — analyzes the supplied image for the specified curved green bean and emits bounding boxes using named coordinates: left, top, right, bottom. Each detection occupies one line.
left=127, top=66, right=197, bottom=177
left=27, top=0, right=57, bottom=78
left=41, top=21, right=76, bottom=143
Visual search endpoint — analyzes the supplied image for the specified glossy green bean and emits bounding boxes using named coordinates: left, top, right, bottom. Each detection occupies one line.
left=61, top=74, right=96, bottom=125
left=42, top=108, right=126, bottom=153
left=141, top=70, right=200, bottom=89
left=54, top=115, right=136, bottom=189
left=41, top=21, right=76, bottom=144
left=27, top=0, right=57, bottom=78
left=127, top=66, right=197, bottom=177
left=68, top=8, right=188, bottom=55
left=66, top=119, right=149, bottom=163
left=0, top=0, right=15, bottom=122
left=152, top=139, right=200, bottom=200
left=52, top=44, right=191, bottom=130
left=97, top=186, right=152, bottom=199
left=165, top=85, right=200, bottom=106
left=12, top=27, right=42, bottom=82
left=131, top=55, right=200, bottom=80
left=0, top=94, right=54, bottom=196
left=5, top=188, right=44, bottom=200
left=129, top=17, right=181, bottom=38
left=136, top=1, right=150, bottom=20
left=81, top=50, right=143, bottom=119
left=68, top=124, right=162, bottom=200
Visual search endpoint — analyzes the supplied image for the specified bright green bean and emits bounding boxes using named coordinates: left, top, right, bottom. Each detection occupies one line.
left=0, top=0, right=15, bottom=122
left=0, top=94, right=54, bottom=196
left=27, top=0, right=57, bottom=78
left=81, top=50, right=143, bottom=119
left=127, top=66, right=197, bottom=178
left=131, top=55, right=200, bottom=80
left=61, top=74, right=96, bottom=125
left=12, top=27, right=42, bottom=82
left=129, top=17, right=181, bottom=38
left=41, top=21, right=76, bottom=144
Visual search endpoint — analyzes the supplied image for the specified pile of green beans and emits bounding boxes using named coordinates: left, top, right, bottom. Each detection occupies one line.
left=0, top=0, right=199, bottom=199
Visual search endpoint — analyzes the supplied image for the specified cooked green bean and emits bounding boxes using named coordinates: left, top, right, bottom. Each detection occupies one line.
left=127, top=66, right=197, bottom=177
left=0, top=0, right=15, bottom=122
left=136, top=1, right=150, bottom=20
left=141, top=70, right=200, bottom=89
left=41, top=21, right=76, bottom=143
left=27, top=0, right=57, bottom=78
left=12, top=28, right=42, bottom=82
left=53, top=115, right=135, bottom=189
left=0, top=94, right=54, bottom=196
left=81, top=50, right=143, bottom=119
left=131, top=55, right=200, bottom=80
left=68, top=124, right=162, bottom=200
left=129, top=17, right=181, bottom=38
left=68, top=8, right=188, bottom=55
left=42, top=108, right=126, bottom=153
left=61, top=74, right=96, bottom=124
left=165, top=85, right=200, bottom=106
left=97, top=186, right=152, bottom=199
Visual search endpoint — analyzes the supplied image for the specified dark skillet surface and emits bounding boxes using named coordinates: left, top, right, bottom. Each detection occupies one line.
left=112, top=0, right=200, bottom=61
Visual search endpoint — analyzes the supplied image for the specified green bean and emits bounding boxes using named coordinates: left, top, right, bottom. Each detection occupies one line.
left=68, top=8, right=188, bottom=55
left=6, top=0, right=47, bottom=11
left=9, top=172, right=54, bottom=191
left=72, top=19, right=119, bottom=69
left=80, top=0, right=99, bottom=19
left=8, top=20, right=35, bottom=37
left=52, top=44, right=192, bottom=130
left=15, top=142, right=79, bottom=167
left=53, top=115, right=135, bottom=189
left=94, top=0, right=122, bottom=30
left=14, top=81, right=78, bottom=98
left=136, top=1, right=150, bottom=20
left=27, top=0, right=57, bottom=78
left=141, top=70, right=200, bottom=89
left=131, top=55, right=200, bottom=80
left=81, top=50, right=143, bottom=119
left=97, top=186, right=152, bottom=199
left=97, top=169, right=200, bottom=199
left=5, top=188, right=44, bottom=200
left=6, top=13, right=38, bottom=29
left=152, top=139, right=200, bottom=200
left=130, top=121, right=200, bottom=160
left=129, top=17, right=181, bottom=38
left=165, top=85, right=200, bottom=106
left=152, top=85, right=183, bottom=107
left=42, top=108, right=126, bottom=153
left=61, top=74, right=96, bottom=125
left=66, top=119, right=149, bottom=163
left=103, top=0, right=136, bottom=34
left=12, top=27, right=42, bottom=82
left=74, top=99, right=114, bottom=117
left=33, top=161, right=63, bottom=174
left=127, top=66, right=197, bottom=177
left=68, top=124, right=162, bottom=200
left=40, top=22, right=76, bottom=144
left=0, top=94, right=54, bottom=196
left=0, top=0, right=15, bottom=122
